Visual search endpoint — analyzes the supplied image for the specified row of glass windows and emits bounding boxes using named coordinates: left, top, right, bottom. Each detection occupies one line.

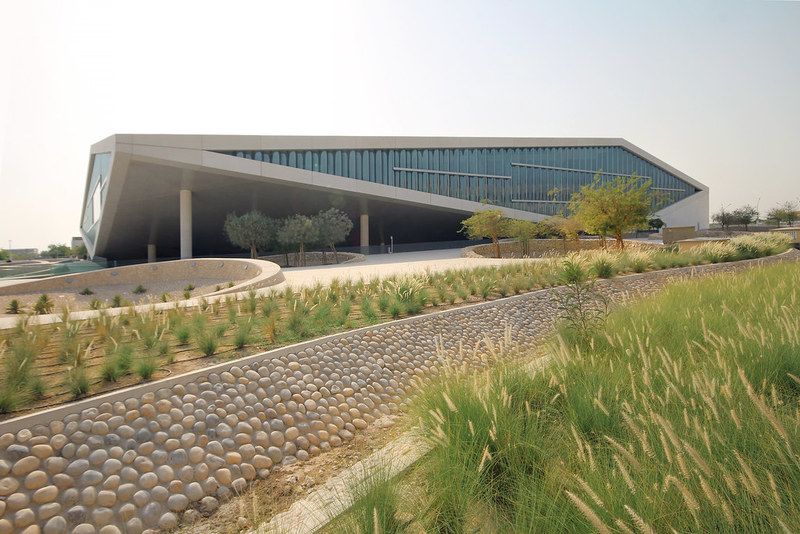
left=218, top=146, right=695, bottom=213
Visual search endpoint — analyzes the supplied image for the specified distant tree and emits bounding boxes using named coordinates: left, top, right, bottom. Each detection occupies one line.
left=712, top=207, right=735, bottom=231
left=71, top=244, right=88, bottom=259
left=223, top=211, right=276, bottom=258
left=459, top=207, right=509, bottom=258
left=313, top=208, right=353, bottom=264
left=0, top=249, right=8, bottom=262
left=42, top=244, right=70, bottom=258
left=766, top=201, right=798, bottom=227
left=278, top=214, right=318, bottom=266
left=569, top=174, right=656, bottom=250
left=648, top=217, right=665, bottom=231
left=731, top=205, right=759, bottom=230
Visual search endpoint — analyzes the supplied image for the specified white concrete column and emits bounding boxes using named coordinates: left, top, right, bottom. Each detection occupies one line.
left=180, top=189, right=193, bottom=259
left=360, top=213, right=369, bottom=251
left=147, top=244, right=156, bottom=263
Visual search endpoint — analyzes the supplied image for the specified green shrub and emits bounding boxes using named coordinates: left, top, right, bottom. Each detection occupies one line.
left=67, top=366, right=90, bottom=398
left=233, top=318, right=253, bottom=349
left=79, top=287, right=94, bottom=296
left=183, top=290, right=191, bottom=299
left=377, top=294, right=391, bottom=313
left=185, top=284, right=195, bottom=291
left=33, top=294, right=54, bottom=314
left=590, top=253, right=616, bottom=278
left=5, top=299, right=22, bottom=314
left=133, top=284, right=147, bottom=295
left=174, top=324, right=191, bottom=345
left=89, top=298, right=103, bottom=310
left=360, top=297, right=378, bottom=323
left=160, top=292, right=170, bottom=303
left=136, top=357, right=157, bottom=380
left=110, top=295, right=123, bottom=308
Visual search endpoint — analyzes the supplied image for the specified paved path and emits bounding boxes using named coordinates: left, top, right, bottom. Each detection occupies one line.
left=274, top=248, right=537, bottom=290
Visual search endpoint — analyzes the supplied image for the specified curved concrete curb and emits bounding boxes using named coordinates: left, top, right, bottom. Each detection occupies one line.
left=0, top=259, right=284, bottom=330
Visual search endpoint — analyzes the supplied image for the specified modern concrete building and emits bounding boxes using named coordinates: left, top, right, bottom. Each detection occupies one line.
left=80, top=135, right=709, bottom=261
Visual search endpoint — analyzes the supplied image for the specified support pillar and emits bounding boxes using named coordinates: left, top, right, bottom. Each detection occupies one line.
left=360, top=213, right=369, bottom=254
left=180, top=189, right=193, bottom=259
left=147, top=244, right=156, bottom=263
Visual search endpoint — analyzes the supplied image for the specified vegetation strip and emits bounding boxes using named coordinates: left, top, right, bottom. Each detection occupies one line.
left=377, top=260, right=800, bottom=532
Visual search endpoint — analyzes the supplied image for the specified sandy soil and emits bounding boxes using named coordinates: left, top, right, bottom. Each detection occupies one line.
left=0, top=278, right=248, bottom=317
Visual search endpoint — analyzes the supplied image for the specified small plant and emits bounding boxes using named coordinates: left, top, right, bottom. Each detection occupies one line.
left=183, top=290, right=191, bottom=299
left=196, top=331, right=220, bottom=356
left=260, top=297, right=280, bottom=319
left=360, top=296, right=378, bottom=323
left=215, top=285, right=222, bottom=292
left=227, top=281, right=235, bottom=288
left=160, top=292, right=170, bottom=303
left=551, top=256, right=608, bottom=344
left=33, top=294, right=54, bottom=315
left=110, top=295, right=123, bottom=308
left=89, top=298, right=103, bottom=310
left=377, top=293, right=391, bottom=314
left=590, top=254, right=616, bottom=279
left=67, top=366, right=90, bottom=398
left=174, top=324, right=191, bottom=345
left=185, top=283, right=195, bottom=291
left=233, top=318, right=253, bottom=349
left=5, top=299, right=22, bottom=314
left=388, top=300, right=404, bottom=318
left=198, top=297, right=209, bottom=312
left=133, top=284, right=147, bottom=295
left=136, top=357, right=157, bottom=381
left=79, top=287, right=94, bottom=296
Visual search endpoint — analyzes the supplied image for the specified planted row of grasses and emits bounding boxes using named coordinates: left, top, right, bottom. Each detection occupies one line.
left=336, top=259, right=799, bottom=532
left=0, top=234, right=791, bottom=415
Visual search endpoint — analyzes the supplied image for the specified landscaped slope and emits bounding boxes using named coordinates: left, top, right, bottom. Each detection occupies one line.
left=411, top=261, right=800, bottom=533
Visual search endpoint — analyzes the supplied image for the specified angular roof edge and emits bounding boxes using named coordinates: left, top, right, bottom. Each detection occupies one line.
left=90, top=134, right=705, bottom=191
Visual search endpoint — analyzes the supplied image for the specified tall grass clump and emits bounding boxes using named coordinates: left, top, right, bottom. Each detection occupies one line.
left=331, top=466, right=408, bottom=534
left=414, top=261, right=800, bottom=532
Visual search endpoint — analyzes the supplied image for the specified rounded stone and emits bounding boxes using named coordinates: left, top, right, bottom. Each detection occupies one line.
left=32, top=485, right=58, bottom=504
left=43, top=516, right=67, bottom=534
left=241, top=463, right=256, bottom=481
left=118, top=503, right=136, bottom=521
left=38, top=502, right=61, bottom=520
left=96, top=490, right=116, bottom=507
left=0, top=520, right=10, bottom=534
left=71, top=524, right=96, bottom=534
left=216, top=468, right=232, bottom=486
left=231, top=477, right=247, bottom=493
left=166, top=494, right=189, bottom=512
left=66, top=505, right=88, bottom=524
left=141, top=501, right=163, bottom=526
left=158, top=512, right=178, bottom=530
left=66, top=459, right=89, bottom=477
left=185, top=482, right=204, bottom=502
left=155, top=465, right=174, bottom=483
left=269, top=431, right=285, bottom=447
left=91, top=507, right=114, bottom=524
left=12, top=456, right=40, bottom=476
left=133, top=490, right=149, bottom=507
left=117, top=483, right=137, bottom=502
left=88, top=450, right=107, bottom=466
left=13, top=508, right=35, bottom=528
left=0, top=477, right=20, bottom=496
left=102, top=459, right=122, bottom=476
left=80, top=487, right=97, bottom=506
left=151, top=485, right=169, bottom=502
left=31, top=444, right=54, bottom=459
left=124, top=518, right=143, bottom=534
left=80, top=470, right=103, bottom=486
left=6, top=492, right=29, bottom=511
left=139, top=472, right=158, bottom=490
left=99, top=527, right=122, bottom=534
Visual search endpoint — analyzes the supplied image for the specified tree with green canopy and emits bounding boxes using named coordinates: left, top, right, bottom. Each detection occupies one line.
left=766, top=201, right=797, bottom=227
left=278, top=214, right=318, bottom=266
left=223, top=210, right=276, bottom=258
left=506, top=218, right=548, bottom=256
left=313, top=208, right=353, bottom=264
left=568, top=174, right=656, bottom=250
left=459, top=206, right=509, bottom=258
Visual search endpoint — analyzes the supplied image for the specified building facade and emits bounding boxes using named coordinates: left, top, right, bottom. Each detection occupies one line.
left=80, top=135, right=709, bottom=261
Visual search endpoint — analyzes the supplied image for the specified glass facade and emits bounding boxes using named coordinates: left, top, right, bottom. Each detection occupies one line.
left=81, top=152, right=111, bottom=247
left=217, top=145, right=697, bottom=216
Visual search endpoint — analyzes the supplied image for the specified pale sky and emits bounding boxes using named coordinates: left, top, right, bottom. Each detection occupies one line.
left=1, top=0, right=798, bottom=251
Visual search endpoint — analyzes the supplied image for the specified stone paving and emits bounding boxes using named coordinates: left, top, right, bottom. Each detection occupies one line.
left=0, top=250, right=795, bottom=534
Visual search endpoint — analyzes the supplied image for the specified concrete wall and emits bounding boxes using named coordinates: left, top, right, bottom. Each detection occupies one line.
left=0, top=259, right=283, bottom=298
left=663, top=226, right=697, bottom=245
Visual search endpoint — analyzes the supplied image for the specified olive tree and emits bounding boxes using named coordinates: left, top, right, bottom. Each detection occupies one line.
left=278, top=214, right=318, bottom=266
left=223, top=211, right=276, bottom=258
left=314, top=208, right=353, bottom=264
